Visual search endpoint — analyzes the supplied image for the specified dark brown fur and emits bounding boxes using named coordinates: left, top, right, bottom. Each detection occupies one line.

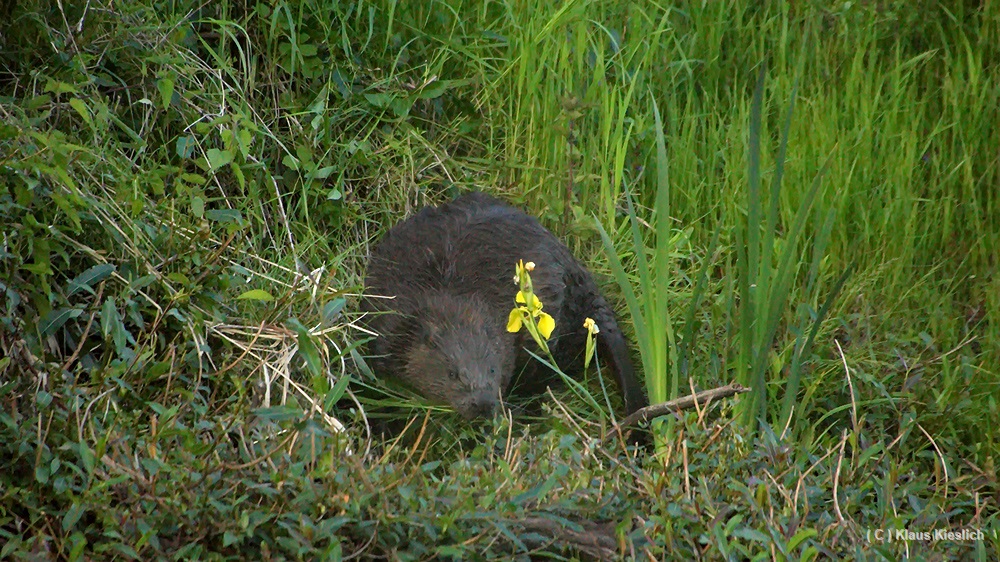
left=362, top=192, right=647, bottom=419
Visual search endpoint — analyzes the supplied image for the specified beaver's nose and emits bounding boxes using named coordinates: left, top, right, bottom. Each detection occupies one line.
left=463, top=390, right=498, bottom=420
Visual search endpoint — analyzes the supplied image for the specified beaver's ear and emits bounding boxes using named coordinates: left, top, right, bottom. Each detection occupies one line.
left=402, top=312, right=441, bottom=347
left=420, top=318, right=443, bottom=345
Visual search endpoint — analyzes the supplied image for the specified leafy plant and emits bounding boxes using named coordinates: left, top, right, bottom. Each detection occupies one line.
left=732, top=66, right=850, bottom=434
left=595, top=98, right=679, bottom=421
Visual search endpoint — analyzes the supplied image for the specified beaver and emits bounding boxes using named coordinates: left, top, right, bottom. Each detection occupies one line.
left=361, top=192, right=647, bottom=419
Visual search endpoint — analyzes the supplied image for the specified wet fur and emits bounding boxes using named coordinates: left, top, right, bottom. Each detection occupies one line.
left=362, top=192, right=648, bottom=418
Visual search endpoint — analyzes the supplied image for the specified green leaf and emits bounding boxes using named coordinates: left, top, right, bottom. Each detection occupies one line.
left=324, top=374, right=352, bottom=410
left=650, top=97, right=678, bottom=404
left=44, top=79, right=77, bottom=95
left=23, top=263, right=53, bottom=276
left=50, top=191, right=82, bottom=231
left=363, top=92, right=392, bottom=108
left=237, top=289, right=275, bottom=302
left=206, top=148, right=233, bottom=170
left=417, top=80, right=451, bottom=99
left=130, top=274, right=157, bottom=291
left=390, top=97, right=413, bottom=118
left=232, top=160, right=246, bottom=190
left=679, top=226, right=720, bottom=379
left=205, top=208, right=243, bottom=224
left=156, top=77, right=174, bottom=110
left=191, top=195, right=204, bottom=218
left=167, top=272, right=191, bottom=285
left=69, top=98, right=92, bottom=127
left=281, top=153, right=300, bottom=171
left=101, top=297, right=128, bottom=354
left=254, top=405, right=301, bottom=422
left=309, top=165, right=336, bottom=180
left=66, top=264, right=115, bottom=296
left=289, top=318, right=323, bottom=378
left=180, top=173, right=207, bottom=185
left=176, top=135, right=196, bottom=158
left=39, top=308, right=83, bottom=336
left=351, top=349, right=374, bottom=378
left=101, top=297, right=117, bottom=337
left=78, top=441, right=95, bottom=476
left=781, top=264, right=853, bottom=428
left=731, top=527, right=770, bottom=543
left=237, top=128, right=252, bottom=157
left=62, top=503, right=85, bottom=531
left=787, top=527, right=818, bottom=551
left=68, top=532, right=87, bottom=561
left=35, top=463, right=49, bottom=484
left=322, top=298, right=346, bottom=325
left=1, top=539, right=20, bottom=558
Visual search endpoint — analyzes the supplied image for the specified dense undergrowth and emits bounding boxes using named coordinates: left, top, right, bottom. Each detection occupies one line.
left=0, top=0, right=997, bottom=559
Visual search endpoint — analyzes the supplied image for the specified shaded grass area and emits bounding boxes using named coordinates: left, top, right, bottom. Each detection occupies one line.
left=0, top=0, right=997, bottom=558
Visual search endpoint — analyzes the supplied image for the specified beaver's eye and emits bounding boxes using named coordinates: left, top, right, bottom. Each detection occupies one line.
left=448, top=369, right=460, bottom=381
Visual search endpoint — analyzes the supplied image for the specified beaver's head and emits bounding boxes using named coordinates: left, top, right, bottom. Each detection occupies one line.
left=397, top=293, right=515, bottom=419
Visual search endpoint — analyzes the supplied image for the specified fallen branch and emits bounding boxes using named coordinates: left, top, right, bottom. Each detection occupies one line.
left=615, top=382, right=750, bottom=430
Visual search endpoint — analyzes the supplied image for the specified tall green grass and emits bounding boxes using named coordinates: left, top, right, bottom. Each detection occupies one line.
left=595, top=99, right=678, bottom=412
left=488, top=0, right=998, bottom=451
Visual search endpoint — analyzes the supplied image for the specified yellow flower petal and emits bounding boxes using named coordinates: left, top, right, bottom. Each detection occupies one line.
left=515, top=290, right=526, bottom=304
left=506, top=309, right=523, bottom=333
left=537, top=312, right=555, bottom=339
